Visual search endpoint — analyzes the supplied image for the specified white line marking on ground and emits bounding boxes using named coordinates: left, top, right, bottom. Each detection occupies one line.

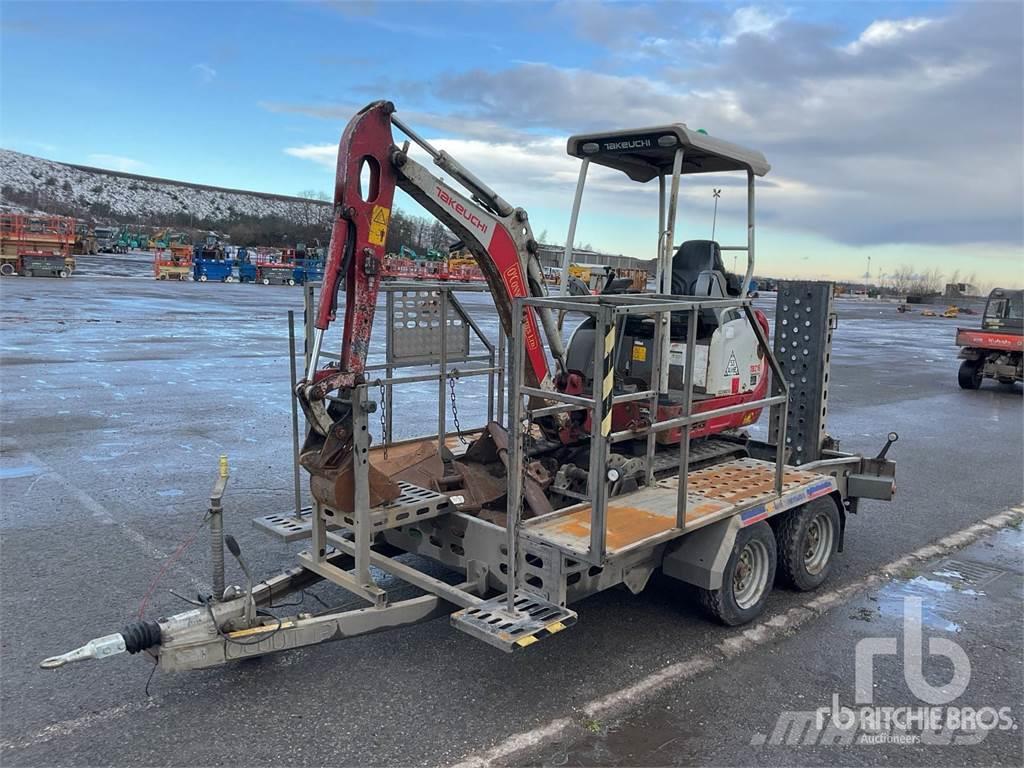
left=0, top=701, right=156, bottom=751
left=450, top=503, right=1024, bottom=768
left=7, top=444, right=206, bottom=593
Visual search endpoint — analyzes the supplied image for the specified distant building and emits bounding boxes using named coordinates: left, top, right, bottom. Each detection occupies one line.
left=944, top=282, right=977, bottom=298
left=535, top=243, right=655, bottom=274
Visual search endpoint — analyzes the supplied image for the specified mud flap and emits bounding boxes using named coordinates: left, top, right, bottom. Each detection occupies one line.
left=661, top=515, right=742, bottom=591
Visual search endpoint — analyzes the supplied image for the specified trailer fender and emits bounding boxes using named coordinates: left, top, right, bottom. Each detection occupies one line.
left=661, top=515, right=742, bottom=591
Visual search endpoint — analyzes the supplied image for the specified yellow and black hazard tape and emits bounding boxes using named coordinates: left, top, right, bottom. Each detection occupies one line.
left=513, top=619, right=570, bottom=649
left=600, top=322, right=615, bottom=436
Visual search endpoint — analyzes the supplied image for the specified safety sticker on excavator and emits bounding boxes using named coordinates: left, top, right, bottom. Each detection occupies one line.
left=369, top=205, right=390, bottom=246
left=725, top=351, right=740, bottom=376
left=632, top=343, right=647, bottom=362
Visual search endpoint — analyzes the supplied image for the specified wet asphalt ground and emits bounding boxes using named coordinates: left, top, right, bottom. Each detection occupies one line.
left=0, top=253, right=1021, bottom=766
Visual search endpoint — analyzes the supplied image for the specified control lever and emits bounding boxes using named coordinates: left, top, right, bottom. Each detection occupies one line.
left=875, top=431, right=899, bottom=460
left=225, top=535, right=255, bottom=627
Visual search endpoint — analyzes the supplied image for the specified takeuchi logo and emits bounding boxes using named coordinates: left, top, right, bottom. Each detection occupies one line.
left=435, top=186, right=488, bottom=235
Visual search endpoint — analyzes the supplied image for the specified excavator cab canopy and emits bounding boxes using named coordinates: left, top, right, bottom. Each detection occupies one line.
left=566, top=124, right=770, bottom=183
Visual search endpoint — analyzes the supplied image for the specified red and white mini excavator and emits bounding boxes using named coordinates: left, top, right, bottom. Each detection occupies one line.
left=296, top=100, right=772, bottom=516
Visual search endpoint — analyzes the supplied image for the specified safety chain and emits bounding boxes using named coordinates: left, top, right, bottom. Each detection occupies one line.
left=448, top=371, right=467, bottom=445
left=378, top=379, right=388, bottom=459
left=519, top=403, right=533, bottom=519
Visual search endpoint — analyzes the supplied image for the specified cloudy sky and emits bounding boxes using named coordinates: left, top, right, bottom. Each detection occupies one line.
left=2, top=1, right=1021, bottom=285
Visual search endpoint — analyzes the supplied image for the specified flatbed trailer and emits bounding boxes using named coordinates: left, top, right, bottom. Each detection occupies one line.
left=41, top=280, right=897, bottom=672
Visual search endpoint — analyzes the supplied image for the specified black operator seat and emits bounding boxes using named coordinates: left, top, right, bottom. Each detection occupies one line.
left=666, top=239, right=741, bottom=338
left=672, top=240, right=726, bottom=295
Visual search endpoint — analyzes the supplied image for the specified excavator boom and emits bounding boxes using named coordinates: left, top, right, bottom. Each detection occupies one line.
left=296, top=101, right=566, bottom=505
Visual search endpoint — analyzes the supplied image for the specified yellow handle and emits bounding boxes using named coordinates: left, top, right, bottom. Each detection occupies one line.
left=219, top=455, right=229, bottom=478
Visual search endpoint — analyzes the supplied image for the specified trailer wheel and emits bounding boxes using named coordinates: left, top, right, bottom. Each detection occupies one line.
left=58, top=269, right=68, bottom=278
left=0, top=263, right=15, bottom=277
left=698, top=521, right=776, bottom=626
left=958, top=359, right=982, bottom=390
left=774, top=496, right=840, bottom=591
left=261, top=277, right=270, bottom=285
left=225, top=276, right=235, bottom=283
left=199, top=274, right=208, bottom=282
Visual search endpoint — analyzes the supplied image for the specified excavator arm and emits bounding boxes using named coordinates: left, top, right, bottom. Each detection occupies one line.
left=297, top=101, right=566, bottom=478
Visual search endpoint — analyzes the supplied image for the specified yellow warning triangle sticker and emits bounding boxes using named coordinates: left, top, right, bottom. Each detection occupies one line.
left=372, top=208, right=387, bottom=224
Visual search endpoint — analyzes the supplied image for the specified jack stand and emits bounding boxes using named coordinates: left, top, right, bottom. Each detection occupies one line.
left=210, top=455, right=230, bottom=600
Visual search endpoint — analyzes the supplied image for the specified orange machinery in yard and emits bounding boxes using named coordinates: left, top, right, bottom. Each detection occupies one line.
left=152, top=249, right=193, bottom=281
left=0, top=214, right=76, bottom=276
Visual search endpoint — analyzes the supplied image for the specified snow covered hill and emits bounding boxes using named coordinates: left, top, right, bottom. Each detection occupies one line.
left=0, top=148, right=329, bottom=226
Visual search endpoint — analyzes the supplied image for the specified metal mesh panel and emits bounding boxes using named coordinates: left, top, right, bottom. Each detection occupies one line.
left=390, top=290, right=470, bottom=364
left=770, top=281, right=835, bottom=465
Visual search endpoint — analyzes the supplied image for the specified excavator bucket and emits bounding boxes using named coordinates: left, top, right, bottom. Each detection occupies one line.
left=307, top=447, right=402, bottom=514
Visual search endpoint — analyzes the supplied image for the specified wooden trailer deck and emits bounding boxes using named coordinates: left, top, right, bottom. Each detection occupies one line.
left=521, top=458, right=837, bottom=556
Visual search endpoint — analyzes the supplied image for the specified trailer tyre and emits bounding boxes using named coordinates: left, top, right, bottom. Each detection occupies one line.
left=958, top=359, right=982, bottom=390
left=698, top=521, right=776, bottom=626
left=199, top=274, right=208, bottom=282
left=775, top=496, right=840, bottom=591
left=261, top=277, right=270, bottom=285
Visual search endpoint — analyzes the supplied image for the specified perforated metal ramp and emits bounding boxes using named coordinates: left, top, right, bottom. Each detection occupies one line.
left=253, top=482, right=453, bottom=541
left=451, top=592, right=577, bottom=652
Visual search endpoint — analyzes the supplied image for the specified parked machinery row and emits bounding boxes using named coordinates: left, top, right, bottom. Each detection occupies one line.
left=0, top=214, right=76, bottom=277
left=155, top=241, right=326, bottom=285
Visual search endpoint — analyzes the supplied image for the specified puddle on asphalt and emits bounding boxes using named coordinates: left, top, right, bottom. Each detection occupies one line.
left=874, top=574, right=981, bottom=633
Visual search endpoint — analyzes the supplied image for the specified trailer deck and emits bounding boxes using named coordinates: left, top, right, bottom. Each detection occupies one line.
left=523, top=459, right=835, bottom=557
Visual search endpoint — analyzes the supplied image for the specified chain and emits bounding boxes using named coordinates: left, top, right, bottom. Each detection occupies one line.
left=519, top=404, right=532, bottom=520
left=378, top=379, right=388, bottom=459
left=448, top=372, right=467, bottom=445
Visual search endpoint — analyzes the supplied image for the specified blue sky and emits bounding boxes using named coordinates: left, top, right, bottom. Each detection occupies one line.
left=2, top=1, right=1021, bottom=286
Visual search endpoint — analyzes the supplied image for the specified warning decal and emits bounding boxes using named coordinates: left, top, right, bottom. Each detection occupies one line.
left=368, top=205, right=390, bottom=246
left=725, top=351, right=740, bottom=376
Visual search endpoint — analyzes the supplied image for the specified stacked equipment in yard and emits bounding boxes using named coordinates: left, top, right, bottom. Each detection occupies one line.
left=153, top=249, right=193, bottom=280
left=254, top=249, right=298, bottom=285
left=72, top=222, right=96, bottom=255
left=192, top=237, right=236, bottom=283
left=0, top=214, right=75, bottom=277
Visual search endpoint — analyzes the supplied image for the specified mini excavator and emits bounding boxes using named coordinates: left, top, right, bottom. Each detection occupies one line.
left=294, top=100, right=771, bottom=519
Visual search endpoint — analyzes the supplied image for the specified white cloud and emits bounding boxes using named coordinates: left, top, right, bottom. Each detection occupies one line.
left=722, top=6, right=790, bottom=44
left=284, top=144, right=336, bottom=168
left=845, top=17, right=934, bottom=54
left=86, top=153, right=146, bottom=173
left=191, top=63, right=216, bottom=84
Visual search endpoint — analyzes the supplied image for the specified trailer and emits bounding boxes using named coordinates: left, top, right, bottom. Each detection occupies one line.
left=40, top=279, right=897, bottom=672
left=956, top=287, right=1023, bottom=389
left=39, top=104, right=897, bottom=674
